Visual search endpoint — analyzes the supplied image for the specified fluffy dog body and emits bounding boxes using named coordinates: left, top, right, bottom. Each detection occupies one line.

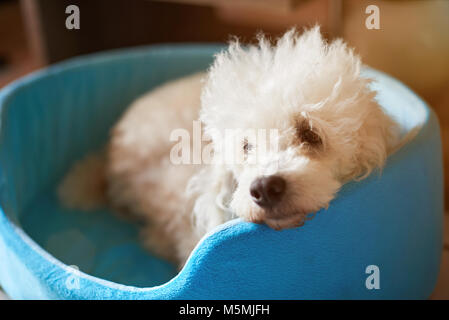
left=59, top=27, right=399, bottom=265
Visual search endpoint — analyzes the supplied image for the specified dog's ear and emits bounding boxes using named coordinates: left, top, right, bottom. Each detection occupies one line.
left=351, top=102, right=400, bottom=181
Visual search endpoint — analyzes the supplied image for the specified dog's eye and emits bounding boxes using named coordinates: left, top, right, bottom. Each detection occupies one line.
left=300, top=129, right=321, bottom=145
left=297, top=123, right=322, bottom=147
left=243, top=139, right=253, bottom=154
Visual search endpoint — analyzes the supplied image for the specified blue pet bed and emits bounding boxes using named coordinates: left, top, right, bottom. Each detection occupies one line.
left=0, top=45, right=443, bottom=299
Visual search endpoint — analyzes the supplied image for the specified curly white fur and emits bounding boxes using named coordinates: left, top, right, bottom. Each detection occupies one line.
left=59, top=27, right=400, bottom=266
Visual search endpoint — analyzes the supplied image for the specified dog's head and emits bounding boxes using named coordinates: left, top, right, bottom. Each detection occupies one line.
left=199, top=27, right=399, bottom=230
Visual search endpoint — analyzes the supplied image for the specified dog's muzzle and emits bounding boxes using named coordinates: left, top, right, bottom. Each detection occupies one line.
left=250, top=175, right=286, bottom=208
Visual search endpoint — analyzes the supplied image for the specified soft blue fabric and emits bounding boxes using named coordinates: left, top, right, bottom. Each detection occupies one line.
left=0, top=45, right=443, bottom=299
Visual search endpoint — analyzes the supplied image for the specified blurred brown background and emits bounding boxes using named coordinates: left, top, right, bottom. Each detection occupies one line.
left=0, top=0, right=448, bottom=299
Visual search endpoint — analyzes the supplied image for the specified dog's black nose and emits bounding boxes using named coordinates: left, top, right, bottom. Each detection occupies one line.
left=250, top=175, right=286, bottom=208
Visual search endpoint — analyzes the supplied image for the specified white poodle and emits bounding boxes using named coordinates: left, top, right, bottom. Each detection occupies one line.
left=58, top=27, right=399, bottom=266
